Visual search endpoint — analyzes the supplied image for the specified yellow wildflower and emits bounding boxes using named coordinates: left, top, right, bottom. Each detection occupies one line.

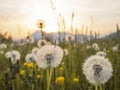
left=23, top=62, right=28, bottom=67
left=37, top=68, right=41, bottom=72
left=27, top=63, right=34, bottom=68
left=19, top=70, right=25, bottom=76
left=73, top=78, right=79, bottom=83
left=55, top=76, right=65, bottom=85
left=36, top=74, right=41, bottom=79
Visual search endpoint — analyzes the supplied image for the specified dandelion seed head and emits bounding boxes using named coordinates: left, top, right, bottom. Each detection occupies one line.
left=65, top=34, right=74, bottom=42
left=0, top=51, right=4, bottom=54
left=36, top=45, right=63, bottom=69
left=82, top=55, right=113, bottom=85
left=32, top=47, right=40, bottom=55
left=5, top=51, right=11, bottom=59
left=5, top=50, right=21, bottom=64
left=96, top=51, right=107, bottom=57
left=86, top=45, right=91, bottom=49
left=92, top=43, right=100, bottom=51
left=0, top=43, right=7, bottom=49
left=25, top=53, right=37, bottom=63
left=27, top=37, right=34, bottom=44
left=112, top=45, right=119, bottom=52
left=63, top=49, right=68, bottom=56
left=37, top=39, right=48, bottom=48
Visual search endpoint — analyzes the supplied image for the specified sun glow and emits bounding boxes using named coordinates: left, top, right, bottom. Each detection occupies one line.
left=21, top=16, right=58, bottom=33
left=20, top=1, right=59, bottom=33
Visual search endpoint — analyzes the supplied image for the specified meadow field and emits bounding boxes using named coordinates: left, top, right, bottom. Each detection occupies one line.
left=0, top=35, right=120, bottom=90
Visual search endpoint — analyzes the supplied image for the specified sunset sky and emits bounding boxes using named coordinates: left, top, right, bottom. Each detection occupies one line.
left=0, top=0, right=120, bottom=39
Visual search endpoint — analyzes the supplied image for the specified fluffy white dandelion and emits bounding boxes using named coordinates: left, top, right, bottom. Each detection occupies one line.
left=0, top=51, right=4, bottom=54
left=25, top=53, right=37, bottom=63
left=36, top=45, right=63, bottom=69
left=27, top=37, right=34, bottom=44
left=65, top=34, right=75, bottom=42
left=96, top=51, right=107, bottom=57
left=82, top=55, right=113, bottom=85
left=92, top=43, right=100, bottom=51
left=37, top=39, right=48, bottom=48
left=112, top=45, right=119, bottom=52
left=86, top=45, right=91, bottom=49
left=63, top=49, right=68, bottom=55
left=0, top=43, right=7, bottom=49
left=53, top=40, right=59, bottom=45
left=55, top=40, right=60, bottom=45
left=103, top=47, right=107, bottom=52
left=5, top=50, right=21, bottom=64
left=32, top=47, right=40, bottom=55
left=5, top=51, right=11, bottom=59
left=73, top=43, right=79, bottom=48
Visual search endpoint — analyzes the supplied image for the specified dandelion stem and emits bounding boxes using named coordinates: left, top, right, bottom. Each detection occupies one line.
left=62, top=84, right=64, bottom=90
left=99, top=84, right=103, bottom=90
left=47, top=68, right=53, bottom=90
left=12, top=80, right=15, bottom=90
left=95, top=84, right=98, bottom=90
left=32, top=84, right=35, bottom=90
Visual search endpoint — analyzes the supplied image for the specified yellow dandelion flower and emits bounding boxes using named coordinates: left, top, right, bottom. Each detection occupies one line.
left=23, top=62, right=28, bottom=67
left=27, top=63, right=34, bottom=68
left=36, top=74, right=41, bottom=79
left=19, top=70, right=25, bottom=76
left=55, top=76, right=65, bottom=85
left=37, top=68, right=41, bottom=72
left=73, top=78, right=79, bottom=83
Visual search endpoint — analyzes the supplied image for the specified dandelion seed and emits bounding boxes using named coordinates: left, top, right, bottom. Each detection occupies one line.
left=65, top=34, right=74, bottom=42
left=54, top=40, right=60, bottom=45
left=5, top=50, right=21, bottom=64
left=63, top=49, right=68, bottom=55
left=36, top=45, right=63, bottom=69
left=25, top=53, right=37, bottom=63
left=32, top=47, right=40, bottom=55
left=0, top=43, right=7, bottom=49
left=86, top=45, right=91, bottom=49
left=92, top=43, right=100, bottom=51
left=36, top=19, right=46, bottom=29
left=82, top=55, right=113, bottom=85
left=0, top=51, right=4, bottom=54
left=112, top=45, right=119, bottom=52
left=37, top=39, right=48, bottom=48
left=27, top=37, right=34, bottom=44
left=96, top=51, right=107, bottom=57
